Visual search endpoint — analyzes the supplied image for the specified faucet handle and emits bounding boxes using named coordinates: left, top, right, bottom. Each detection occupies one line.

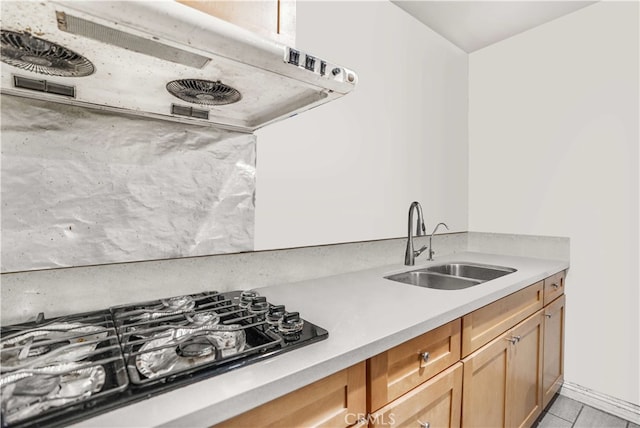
left=415, top=245, right=428, bottom=257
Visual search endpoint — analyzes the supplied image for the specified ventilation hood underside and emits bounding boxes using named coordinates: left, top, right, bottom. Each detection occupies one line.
left=0, top=1, right=358, bottom=133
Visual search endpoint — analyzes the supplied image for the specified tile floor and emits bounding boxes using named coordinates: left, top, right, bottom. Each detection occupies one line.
left=535, top=394, right=639, bottom=428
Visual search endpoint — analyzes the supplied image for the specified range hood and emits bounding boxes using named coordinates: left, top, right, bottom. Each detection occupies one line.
left=0, top=1, right=358, bottom=133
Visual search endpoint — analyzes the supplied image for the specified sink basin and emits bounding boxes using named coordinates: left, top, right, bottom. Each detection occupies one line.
left=426, top=263, right=516, bottom=281
left=385, top=262, right=516, bottom=290
left=385, top=270, right=482, bottom=290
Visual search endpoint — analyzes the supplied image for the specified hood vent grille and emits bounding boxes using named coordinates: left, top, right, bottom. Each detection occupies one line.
left=13, top=75, right=76, bottom=97
left=0, top=30, right=94, bottom=77
left=171, top=104, right=209, bottom=119
left=56, top=11, right=211, bottom=69
left=166, top=79, right=242, bottom=106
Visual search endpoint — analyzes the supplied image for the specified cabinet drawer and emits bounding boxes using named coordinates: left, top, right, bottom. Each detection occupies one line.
left=214, top=362, right=366, bottom=428
left=461, top=282, right=543, bottom=357
left=543, top=271, right=566, bottom=306
left=367, top=319, right=461, bottom=412
left=369, top=362, right=462, bottom=428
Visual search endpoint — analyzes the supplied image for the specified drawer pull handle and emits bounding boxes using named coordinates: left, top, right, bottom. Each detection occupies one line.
left=418, top=421, right=430, bottom=428
left=420, top=351, right=430, bottom=363
left=551, top=283, right=559, bottom=289
left=545, top=313, right=552, bottom=318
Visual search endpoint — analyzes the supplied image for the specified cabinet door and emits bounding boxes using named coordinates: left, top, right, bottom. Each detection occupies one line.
left=368, top=319, right=461, bottom=412
left=214, top=362, right=365, bottom=428
left=177, top=0, right=296, bottom=46
left=369, top=363, right=462, bottom=428
left=507, top=310, right=544, bottom=428
left=461, top=330, right=510, bottom=428
left=542, top=294, right=565, bottom=408
left=462, top=311, right=544, bottom=428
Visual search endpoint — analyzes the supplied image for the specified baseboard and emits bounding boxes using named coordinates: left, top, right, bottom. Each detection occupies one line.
left=559, top=381, right=640, bottom=424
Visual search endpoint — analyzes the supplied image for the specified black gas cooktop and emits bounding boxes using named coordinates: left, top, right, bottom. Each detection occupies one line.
left=0, top=290, right=328, bottom=427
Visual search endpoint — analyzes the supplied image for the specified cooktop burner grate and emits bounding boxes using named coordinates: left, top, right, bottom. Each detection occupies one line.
left=0, top=310, right=128, bottom=427
left=111, top=291, right=325, bottom=386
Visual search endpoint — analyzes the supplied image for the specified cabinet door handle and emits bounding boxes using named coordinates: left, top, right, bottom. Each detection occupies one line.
left=505, top=336, right=520, bottom=344
left=420, top=351, right=430, bottom=363
left=551, top=282, right=560, bottom=289
left=418, top=420, right=430, bottom=428
left=545, top=313, right=552, bottom=318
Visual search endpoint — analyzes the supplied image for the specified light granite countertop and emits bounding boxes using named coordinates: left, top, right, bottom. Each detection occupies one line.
left=72, top=251, right=568, bottom=427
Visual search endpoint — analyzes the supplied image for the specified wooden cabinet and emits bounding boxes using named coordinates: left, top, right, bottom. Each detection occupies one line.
left=177, top=0, right=296, bottom=46
left=214, top=361, right=365, bottom=428
left=542, top=294, right=566, bottom=408
left=369, top=363, right=463, bottom=428
left=461, top=281, right=543, bottom=357
left=462, top=310, right=544, bottom=428
left=367, top=319, right=461, bottom=412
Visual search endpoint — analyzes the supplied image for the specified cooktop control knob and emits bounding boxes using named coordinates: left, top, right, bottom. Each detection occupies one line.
left=331, top=67, right=341, bottom=76
left=267, top=304, right=286, bottom=325
left=239, top=290, right=259, bottom=308
left=249, top=296, right=269, bottom=315
left=278, top=311, right=304, bottom=336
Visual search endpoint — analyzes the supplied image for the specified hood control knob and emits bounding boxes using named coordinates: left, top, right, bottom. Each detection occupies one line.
left=288, top=49, right=300, bottom=66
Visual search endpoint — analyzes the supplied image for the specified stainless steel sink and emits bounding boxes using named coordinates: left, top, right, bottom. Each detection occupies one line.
left=385, top=270, right=482, bottom=290
left=385, top=262, right=516, bottom=290
left=425, top=263, right=516, bottom=281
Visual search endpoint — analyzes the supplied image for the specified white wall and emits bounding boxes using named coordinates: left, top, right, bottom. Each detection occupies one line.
left=469, top=2, right=639, bottom=405
left=255, top=1, right=468, bottom=250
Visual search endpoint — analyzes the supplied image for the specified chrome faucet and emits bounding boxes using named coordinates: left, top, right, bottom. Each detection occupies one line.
left=427, top=222, right=449, bottom=261
left=404, top=201, right=427, bottom=266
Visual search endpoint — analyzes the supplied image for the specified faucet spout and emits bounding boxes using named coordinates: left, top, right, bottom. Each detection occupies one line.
left=404, top=201, right=427, bottom=266
left=427, top=222, right=449, bottom=261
